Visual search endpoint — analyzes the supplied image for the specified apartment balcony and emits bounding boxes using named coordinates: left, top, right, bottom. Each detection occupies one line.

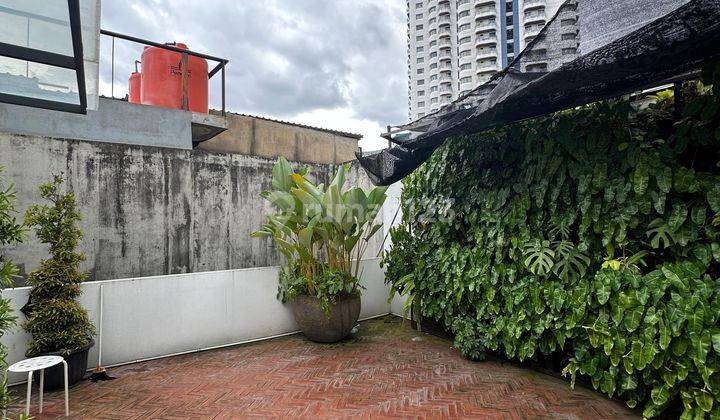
left=475, top=35, right=497, bottom=47
left=475, top=19, right=496, bottom=32
left=457, top=14, right=473, bottom=25
left=476, top=48, right=497, bottom=60
left=477, top=74, right=493, bottom=85
left=439, top=74, right=453, bottom=82
left=524, top=11, right=547, bottom=26
left=438, top=15, right=451, bottom=24
left=459, top=68, right=474, bottom=78
left=458, top=25, right=473, bottom=36
left=457, top=0, right=473, bottom=13
left=475, top=0, right=496, bottom=7
left=475, top=7, right=496, bottom=19
left=524, top=26, right=543, bottom=39
left=438, top=4, right=451, bottom=14
left=523, top=0, right=545, bottom=10
left=458, top=54, right=474, bottom=66
left=477, top=64, right=498, bottom=75
left=438, top=50, right=452, bottom=60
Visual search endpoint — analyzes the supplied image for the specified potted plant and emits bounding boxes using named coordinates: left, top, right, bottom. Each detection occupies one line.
left=23, top=174, right=95, bottom=389
left=0, top=167, right=23, bottom=409
left=253, top=157, right=386, bottom=342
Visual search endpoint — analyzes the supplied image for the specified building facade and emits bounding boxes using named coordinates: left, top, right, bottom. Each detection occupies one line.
left=407, top=0, right=564, bottom=120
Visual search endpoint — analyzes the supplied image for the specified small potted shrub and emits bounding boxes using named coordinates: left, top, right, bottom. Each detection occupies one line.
left=253, top=157, right=386, bottom=342
left=0, top=168, right=23, bottom=409
left=23, top=174, right=95, bottom=389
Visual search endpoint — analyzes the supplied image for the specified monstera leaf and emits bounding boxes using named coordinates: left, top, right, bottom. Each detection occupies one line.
left=552, top=240, right=590, bottom=281
left=523, top=240, right=555, bottom=276
left=646, top=218, right=673, bottom=249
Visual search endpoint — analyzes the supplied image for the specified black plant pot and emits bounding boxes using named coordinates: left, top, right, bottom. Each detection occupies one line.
left=292, top=294, right=361, bottom=343
left=28, top=340, right=94, bottom=390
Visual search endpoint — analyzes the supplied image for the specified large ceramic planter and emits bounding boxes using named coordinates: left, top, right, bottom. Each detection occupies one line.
left=292, top=294, right=361, bottom=343
left=29, top=340, right=94, bottom=390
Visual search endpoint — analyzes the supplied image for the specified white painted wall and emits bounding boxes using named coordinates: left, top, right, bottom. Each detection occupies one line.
left=2, top=258, right=390, bottom=384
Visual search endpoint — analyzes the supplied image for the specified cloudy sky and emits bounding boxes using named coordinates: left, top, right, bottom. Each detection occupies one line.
left=99, top=0, right=408, bottom=151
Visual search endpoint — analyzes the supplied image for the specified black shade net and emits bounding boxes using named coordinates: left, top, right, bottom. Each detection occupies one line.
left=357, top=0, right=720, bottom=186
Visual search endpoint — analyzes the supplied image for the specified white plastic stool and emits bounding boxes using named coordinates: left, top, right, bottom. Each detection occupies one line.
left=8, top=356, right=69, bottom=416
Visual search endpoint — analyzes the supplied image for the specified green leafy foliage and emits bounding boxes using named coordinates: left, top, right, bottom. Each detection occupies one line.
left=0, top=168, right=22, bottom=411
left=384, top=73, right=720, bottom=417
left=24, top=174, right=95, bottom=356
left=253, top=158, right=387, bottom=313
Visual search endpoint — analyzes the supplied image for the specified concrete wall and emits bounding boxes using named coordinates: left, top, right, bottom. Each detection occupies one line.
left=0, top=97, right=192, bottom=149
left=199, top=113, right=360, bottom=164
left=0, top=133, right=383, bottom=281
left=1, top=258, right=390, bottom=384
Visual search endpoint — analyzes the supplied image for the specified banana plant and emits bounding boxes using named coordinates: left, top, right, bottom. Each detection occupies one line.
left=252, top=157, right=387, bottom=298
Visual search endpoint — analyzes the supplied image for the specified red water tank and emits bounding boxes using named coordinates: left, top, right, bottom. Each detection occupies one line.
left=140, top=43, right=208, bottom=113
left=128, top=71, right=141, bottom=104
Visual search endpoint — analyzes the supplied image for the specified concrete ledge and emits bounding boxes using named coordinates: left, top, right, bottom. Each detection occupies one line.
left=0, top=97, right=193, bottom=149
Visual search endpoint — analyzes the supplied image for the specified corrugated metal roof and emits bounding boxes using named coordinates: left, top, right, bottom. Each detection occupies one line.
left=211, top=110, right=363, bottom=140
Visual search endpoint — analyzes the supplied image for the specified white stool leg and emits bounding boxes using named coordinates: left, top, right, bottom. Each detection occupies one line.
left=25, top=371, right=33, bottom=416
left=62, top=360, right=69, bottom=416
left=39, top=368, right=44, bottom=413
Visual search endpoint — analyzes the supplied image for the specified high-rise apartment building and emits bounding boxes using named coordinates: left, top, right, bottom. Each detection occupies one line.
left=407, top=0, right=564, bottom=120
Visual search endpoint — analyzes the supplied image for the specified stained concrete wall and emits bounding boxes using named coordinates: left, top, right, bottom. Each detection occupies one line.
left=199, top=113, right=360, bottom=164
left=0, top=97, right=192, bottom=149
left=0, top=133, right=383, bottom=281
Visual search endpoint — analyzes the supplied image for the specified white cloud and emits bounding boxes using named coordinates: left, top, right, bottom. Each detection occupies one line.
left=291, top=107, right=389, bottom=153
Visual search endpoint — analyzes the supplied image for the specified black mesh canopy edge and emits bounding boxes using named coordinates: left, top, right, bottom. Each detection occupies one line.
left=357, top=0, right=720, bottom=186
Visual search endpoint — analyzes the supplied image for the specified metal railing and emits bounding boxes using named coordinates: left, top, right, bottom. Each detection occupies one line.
left=100, top=29, right=230, bottom=116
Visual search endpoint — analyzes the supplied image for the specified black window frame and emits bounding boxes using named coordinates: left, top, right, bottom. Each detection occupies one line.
left=0, top=0, right=87, bottom=114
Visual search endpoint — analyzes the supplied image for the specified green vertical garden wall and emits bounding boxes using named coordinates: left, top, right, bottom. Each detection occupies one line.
left=385, top=67, right=720, bottom=418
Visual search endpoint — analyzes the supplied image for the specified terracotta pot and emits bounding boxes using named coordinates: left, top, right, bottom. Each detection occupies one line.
left=291, top=294, right=361, bottom=343
left=29, top=340, right=94, bottom=390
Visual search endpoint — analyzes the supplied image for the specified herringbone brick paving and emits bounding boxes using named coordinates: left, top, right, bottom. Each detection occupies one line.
left=9, top=316, right=638, bottom=419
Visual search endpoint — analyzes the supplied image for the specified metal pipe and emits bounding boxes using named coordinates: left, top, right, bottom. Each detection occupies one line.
left=110, top=36, right=115, bottom=98
left=221, top=65, right=226, bottom=116
left=97, top=285, right=104, bottom=367
left=100, top=29, right=229, bottom=64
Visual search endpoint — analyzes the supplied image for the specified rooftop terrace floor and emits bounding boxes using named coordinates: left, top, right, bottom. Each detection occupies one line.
left=10, top=316, right=637, bottom=419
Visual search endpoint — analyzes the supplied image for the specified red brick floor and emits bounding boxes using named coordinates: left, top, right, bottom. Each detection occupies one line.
left=9, top=316, right=637, bottom=419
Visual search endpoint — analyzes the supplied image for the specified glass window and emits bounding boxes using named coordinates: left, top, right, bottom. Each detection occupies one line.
left=0, top=0, right=88, bottom=112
